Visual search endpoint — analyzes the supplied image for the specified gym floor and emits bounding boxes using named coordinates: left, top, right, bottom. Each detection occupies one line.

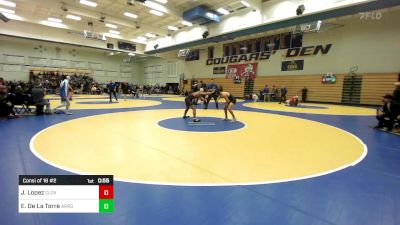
left=1, top=94, right=399, bottom=225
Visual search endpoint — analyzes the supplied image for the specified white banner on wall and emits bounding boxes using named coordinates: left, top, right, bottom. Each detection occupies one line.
left=93, top=70, right=105, bottom=77
left=167, top=62, right=177, bottom=78
left=5, top=55, right=25, bottom=64
left=106, top=71, right=118, bottom=77
left=3, top=64, right=22, bottom=72
left=89, top=62, right=102, bottom=70
left=121, top=72, right=132, bottom=78
left=71, top=61, right=88, bottom=69
left=30, top=57, right=47, bottom=66
left=120, top=66, right=132, bottom=73
left=51, top=59, right=69, bottom=67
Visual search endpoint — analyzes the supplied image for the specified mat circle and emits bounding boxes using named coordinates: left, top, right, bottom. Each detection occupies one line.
left=76, top=101, right=119, bottom=104
left=31, top=109, right=367, bottom=186
left=285, top=105, right=328, bottom=109
left=158, top=117, right=246, bottom=132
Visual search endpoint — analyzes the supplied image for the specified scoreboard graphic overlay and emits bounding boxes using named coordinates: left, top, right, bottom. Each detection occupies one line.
left=19, top=175, right=113, bottom=213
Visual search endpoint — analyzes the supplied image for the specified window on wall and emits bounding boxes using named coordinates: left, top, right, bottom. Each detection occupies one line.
left=291, top=33, right=303, bottom=48
left=280, top=32, right=292, bottom=49
left=263, top=36, right=271, bottom=52
left=208, top=46, right=214, bottom=59
left=185, top=49, right=200, bottom=61
left=255, top=39, right=261, bottom=53
left=239, top=42, right=245, bottom=55
left=219, top=32, right=303, bottom=56
left=271, top=35, right=281, bottom=50
left=231, top=44, right=237, bottom=56
left=223, top=44, right=229, bottom=57
left=247, top=41, right=253, bottom=53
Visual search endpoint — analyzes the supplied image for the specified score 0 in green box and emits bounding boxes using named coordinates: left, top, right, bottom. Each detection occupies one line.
left=99, top=199, right=114, bottom=213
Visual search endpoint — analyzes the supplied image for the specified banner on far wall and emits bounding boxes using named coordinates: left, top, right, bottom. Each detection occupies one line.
left=226, top=63, right=257, bottom=80
left=233, top=76, right=241, bottom=84
left=281, top=60, right=304, bottom=71
left=213, top=66, right=226, bottom=75
left=322, top=73, right=337, bottom=84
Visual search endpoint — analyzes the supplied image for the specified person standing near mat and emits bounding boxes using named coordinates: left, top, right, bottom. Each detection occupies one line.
left=183, top=89, right=215, bottom=122
left=107, top=80, right=118, bottom=103
left=279, top=85, right=287, bottom=104
left=204, top=78, right=219, bottom=109
left=301, top=87, right=308, bottom=103
left=393, top=82, right=400, bottom=103
left=54, top=75, right=73, bottom=115
left=218, top=90, right=237, bottom=122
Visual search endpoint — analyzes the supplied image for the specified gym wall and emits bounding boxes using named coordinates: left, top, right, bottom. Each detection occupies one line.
left=178, top=9, right=400, bottom=105
left=0, top=36, right=143, bottom=83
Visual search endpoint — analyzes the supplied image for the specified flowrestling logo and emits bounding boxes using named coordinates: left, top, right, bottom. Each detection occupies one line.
left=359, top=11, right=382, bottom=20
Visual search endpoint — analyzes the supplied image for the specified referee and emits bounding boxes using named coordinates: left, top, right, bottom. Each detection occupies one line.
left=204, top=78, right=219, bottom=109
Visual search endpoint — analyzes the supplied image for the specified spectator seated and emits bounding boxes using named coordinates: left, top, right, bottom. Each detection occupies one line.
left=31, top=81, right=52, bottom=115
left=0, top=85, right=20, bottom=119
left=375, top=94, right=399, bottom=132
left=9, top=93, right=34, bottom=114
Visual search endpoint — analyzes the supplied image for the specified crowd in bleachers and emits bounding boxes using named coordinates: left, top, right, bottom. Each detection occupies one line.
left=30, top=71, right=97, bottom=94
left=0, top=75, right=181, bottom=119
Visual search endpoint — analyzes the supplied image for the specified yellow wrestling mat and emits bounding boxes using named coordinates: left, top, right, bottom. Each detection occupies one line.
left=31, top=109, right=366, bottom=185
left=47, top=94, right=109, bottom=99
left=142, top=94, right=177, bottom=98
left=243, top=102, right=376, bottom=116
left=163, top=97, right=245, bottom=103
left=49, top=98, right=161, bottom=109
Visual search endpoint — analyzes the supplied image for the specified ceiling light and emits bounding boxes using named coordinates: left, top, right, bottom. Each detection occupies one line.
left=206, top=12, right=217, bottom=19
left=149, top=9, right=163, bottom=16
left=2, top=12, right=21, bottom=20
left=181, top=20, right=192, bottom=26
left=79, top=0, right=97, bottom=7
left=48, top=17, right=62, bottom=23
left=40, top=20, right=68, bottom=29
left=106, top=23, right=118, bottom=29
left=124, top=12, right=138, bottom=18
left=217, top=8, right=229, bottom=15
left=137, top=36, right=147, bottom=41
left=240, top=1, right=250, bottom=7
left=145, top=1, right=167, bottom=13
left=104, top=33, right=121, bottom=39
left=0, top=0, right=16, bottom=8
left=154, top=0, right=167, bottom=3
left=0, top=7, right=14, bottom=14
left=146, top=33, right=156, bottom=38
left=109, top=30, right=120, bottom=35
left=66, top=14, right=81, bottom=20
left=167, top=25, right=178, bottom=31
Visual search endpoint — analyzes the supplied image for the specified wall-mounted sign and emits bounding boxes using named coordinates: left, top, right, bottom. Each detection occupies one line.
left=206, top=52, right=273, bottom=65
left=322, top=73, right=336, bottom=84
left=281, top=60, right=304, bottom=71
left=206, top=44, right=332, bottom=66
left=233, top=76, right=241, bottom=84
left=286, top=44, right=332, bottom=58
left=213, top=66, right=226, bottom=74
left=226, top=63, right=257, bottom=80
